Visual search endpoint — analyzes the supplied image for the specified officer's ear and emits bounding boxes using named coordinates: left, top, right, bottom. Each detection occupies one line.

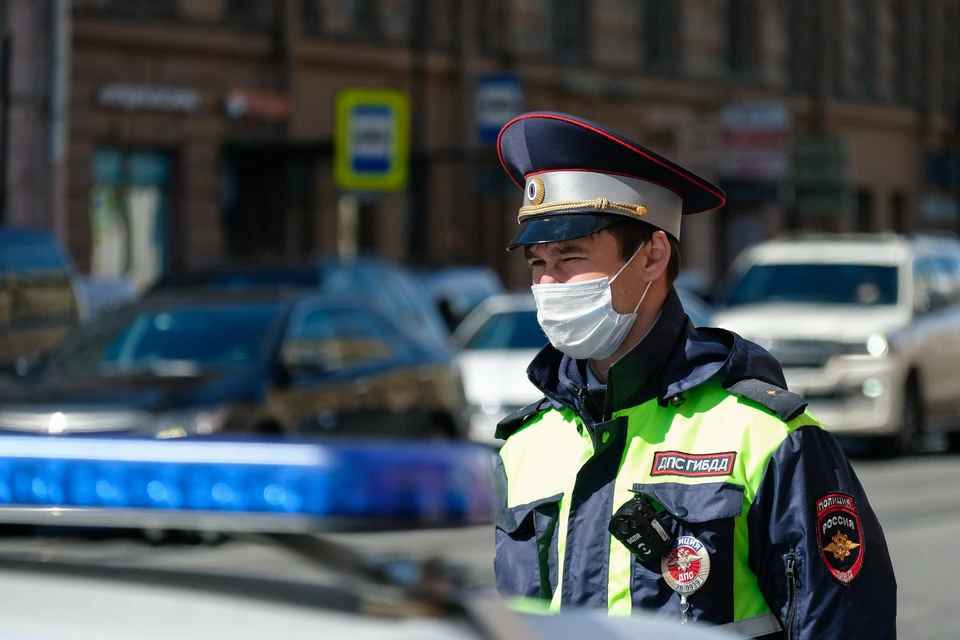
left=641, top=230, right=671, bottom=282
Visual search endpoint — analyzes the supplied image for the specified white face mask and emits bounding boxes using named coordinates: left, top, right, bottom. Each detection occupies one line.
left=531, top=244, right=651, bottom=360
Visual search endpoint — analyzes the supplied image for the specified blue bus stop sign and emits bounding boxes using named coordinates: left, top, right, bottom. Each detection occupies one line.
left=475, top=74, right=523, bottom=146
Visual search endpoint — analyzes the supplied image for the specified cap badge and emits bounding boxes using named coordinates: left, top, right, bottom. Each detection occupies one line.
left=527, top=177, right=545, bottom=205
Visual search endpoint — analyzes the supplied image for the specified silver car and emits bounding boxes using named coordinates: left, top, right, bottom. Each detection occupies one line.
left=714, top=232, right=960, bottom=455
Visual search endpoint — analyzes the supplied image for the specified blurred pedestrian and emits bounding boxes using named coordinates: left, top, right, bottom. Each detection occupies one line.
left=492, top=112, right=896, bottom=639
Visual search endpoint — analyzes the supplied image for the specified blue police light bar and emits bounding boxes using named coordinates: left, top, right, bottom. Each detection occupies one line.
left=0, top=436, right=496, bottom=533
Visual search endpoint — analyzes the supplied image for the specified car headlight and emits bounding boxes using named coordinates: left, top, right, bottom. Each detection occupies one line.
left=834, top=334, right=889, bottom=357
left=866, top=334, right=889, bottom=357
left=155, top=407, right=229, bottom=439
left=469, top=402, right=502, bottom=419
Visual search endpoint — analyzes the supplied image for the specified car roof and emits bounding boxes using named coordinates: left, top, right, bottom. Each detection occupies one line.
left=741, top=232, right=914, bottom=266
left=470, top=292, right=536, bottom=313
left=132, top=289, right=379, bottom=312
left=151, top=255, right=416, bottom=291
left=0, top=226, right=60, bottom=241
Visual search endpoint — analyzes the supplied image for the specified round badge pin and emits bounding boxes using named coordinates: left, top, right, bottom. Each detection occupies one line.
left=527, top=177, right=545, bottom=205
left=661, top=535, right=711, bottom=595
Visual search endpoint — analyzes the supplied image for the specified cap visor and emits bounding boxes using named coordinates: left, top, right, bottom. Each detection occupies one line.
left=506, top=214, right=622, bottom=251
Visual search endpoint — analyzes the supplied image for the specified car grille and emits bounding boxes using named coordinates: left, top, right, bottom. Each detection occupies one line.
left=0, top=409, right=149, bottom=434
left=767, top=340, right=837, bottom=369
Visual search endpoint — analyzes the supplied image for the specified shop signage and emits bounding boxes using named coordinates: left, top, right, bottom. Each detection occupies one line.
left=718, top=101, right=790, bottom=182
left=98, top=83, right=200, bottom=113
left=225, top=89, right=290, bottom=122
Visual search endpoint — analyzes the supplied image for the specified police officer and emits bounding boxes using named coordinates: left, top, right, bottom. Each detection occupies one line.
left=493, top=112, right=897, bottom=639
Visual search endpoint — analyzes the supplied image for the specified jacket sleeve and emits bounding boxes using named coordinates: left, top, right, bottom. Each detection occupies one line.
left=747, top=424, right=897, bottom=639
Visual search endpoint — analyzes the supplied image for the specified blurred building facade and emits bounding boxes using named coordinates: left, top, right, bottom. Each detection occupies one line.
left=1, top=0, right=959, bottom=289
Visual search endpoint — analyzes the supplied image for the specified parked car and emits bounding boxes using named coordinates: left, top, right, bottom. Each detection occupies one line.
left=713, top=232, right=960, bottom=455
left=416, top=265, right=505, bottom=331
left=76, top=275, right=140, bottom=319
left=0, top=227, right=84, bottom=371
left=453, top=287, right=715, bottom=444
left=1, top=290, right=468, bottom=439
left=150, top=256, right=452, bottom=351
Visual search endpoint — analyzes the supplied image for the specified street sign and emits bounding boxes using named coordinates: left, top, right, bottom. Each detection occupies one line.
left=334, top=88, right=410, bottom=192
left=718, top=101, right=790, bottom=182
left=792, top=137, right=853, bottom=216
left=475, top=74, right=523, bottom=146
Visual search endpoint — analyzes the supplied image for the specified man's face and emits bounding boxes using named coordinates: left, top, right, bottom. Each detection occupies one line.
left=524, top=231, right=627, bottom=286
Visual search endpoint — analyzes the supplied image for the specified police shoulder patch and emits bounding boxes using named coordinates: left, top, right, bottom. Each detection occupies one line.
left=495, top=398, right=551, bottom=441
left=725, top=378, right=808, bottom=422
left=815, top=492, right=864, bottom=585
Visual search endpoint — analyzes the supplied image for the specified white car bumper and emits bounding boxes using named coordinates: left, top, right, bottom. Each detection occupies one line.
left=784, top=357, right=905, bottom=436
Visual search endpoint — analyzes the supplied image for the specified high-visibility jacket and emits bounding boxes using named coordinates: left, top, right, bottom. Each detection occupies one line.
left=494, top=289, right=896, bottom=639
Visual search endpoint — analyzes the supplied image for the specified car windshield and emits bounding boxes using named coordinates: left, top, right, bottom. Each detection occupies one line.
left=463, top=309, right=547, bottom=350
left=724, top=263, right=900, bottom=307
left=0, top=232, right=68, bottom=272
left=44, top=300, right=283, bottom=375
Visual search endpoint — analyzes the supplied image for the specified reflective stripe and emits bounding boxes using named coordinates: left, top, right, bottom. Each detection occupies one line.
left=717, top=613, right=783, bottom=637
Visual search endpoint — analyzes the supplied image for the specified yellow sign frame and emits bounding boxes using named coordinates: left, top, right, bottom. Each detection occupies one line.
left=334, top=88, right=410, bottom=192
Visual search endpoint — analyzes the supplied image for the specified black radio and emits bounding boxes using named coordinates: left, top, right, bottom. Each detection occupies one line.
left=608, top=493, right=675, bottom=566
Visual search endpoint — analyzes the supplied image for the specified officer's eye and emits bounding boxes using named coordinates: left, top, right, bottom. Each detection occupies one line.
left=528, top=259, right=545, bottom=268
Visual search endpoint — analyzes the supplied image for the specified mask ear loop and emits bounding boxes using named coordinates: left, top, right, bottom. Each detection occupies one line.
left=609, top=242, right=651, bottom=314
left=632, top=280, right=653, bottom=314
left=609, top=242, right=645, bottom=285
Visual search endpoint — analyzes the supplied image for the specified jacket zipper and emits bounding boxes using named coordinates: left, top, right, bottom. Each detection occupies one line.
left=784, top=553, right=797, bottom=640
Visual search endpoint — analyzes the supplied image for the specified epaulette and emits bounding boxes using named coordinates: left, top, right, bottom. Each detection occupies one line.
left=495, top=398, right=551, bottom=441
left=725, top=379, right=808, bottom=423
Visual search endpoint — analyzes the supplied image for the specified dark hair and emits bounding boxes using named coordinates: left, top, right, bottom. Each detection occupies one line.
left=605, top=219, right=681, bottom=285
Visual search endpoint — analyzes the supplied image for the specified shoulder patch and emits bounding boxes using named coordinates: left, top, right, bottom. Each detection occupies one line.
left=495, top=398, right=551, bottom=441
left=725, top=379, right=807, bottom=423
left=816, top=493, right=864, bottom=585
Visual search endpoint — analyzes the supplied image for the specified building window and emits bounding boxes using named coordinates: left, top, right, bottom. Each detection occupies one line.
left=787, top=0, right=815, bottom=92
left=349, top=0, right=380, bottom=34
left=725, top=0, right=758, bottom=76
left=301, top=0, right=324, bottom=33
left=90, top=149, right=173, bottom=291
left=942, top=0, right=959, bottom=112
left=851, top=0, right=876, bottom=100
left=221, top=0, right=276, bottom=27
left=889, top=0, right=919, bottom=106
left=642, top=0, right=679, bottom=71
left=550, top=0, right=588, bottom=60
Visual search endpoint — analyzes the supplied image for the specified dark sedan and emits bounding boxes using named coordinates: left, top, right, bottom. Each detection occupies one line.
left=0, top=291, right=468, bottom=439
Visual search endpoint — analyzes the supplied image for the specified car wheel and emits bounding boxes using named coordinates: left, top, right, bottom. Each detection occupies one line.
left=946, top=430, right=960, bottom=452
left=893, top=376, right=923, bottom=456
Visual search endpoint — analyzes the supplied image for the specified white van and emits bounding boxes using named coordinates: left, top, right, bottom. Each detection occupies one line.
left=713, top=232, right=960, bottom=455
